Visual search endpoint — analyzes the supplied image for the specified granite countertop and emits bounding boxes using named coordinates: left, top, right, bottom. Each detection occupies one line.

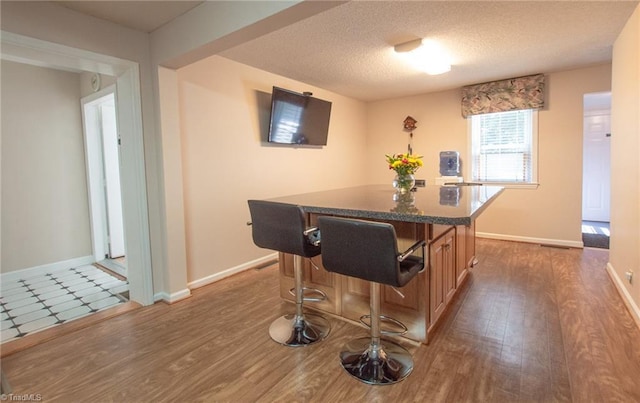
left=268, top=184, right=504, bottom=225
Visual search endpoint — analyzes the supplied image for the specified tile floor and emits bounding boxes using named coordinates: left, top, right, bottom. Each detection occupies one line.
left=582, top=220, right=610, bottom=236
left=0, top=264, right=128, bottom=343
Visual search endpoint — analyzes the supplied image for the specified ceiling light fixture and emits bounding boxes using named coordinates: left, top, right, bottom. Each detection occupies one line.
left=394, top=38, right=452, bottom=76
left=393, top=38, right=423, bottom=53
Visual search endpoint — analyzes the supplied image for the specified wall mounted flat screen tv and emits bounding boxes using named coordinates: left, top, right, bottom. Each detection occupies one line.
left=268, top=86, right=332, bottom=146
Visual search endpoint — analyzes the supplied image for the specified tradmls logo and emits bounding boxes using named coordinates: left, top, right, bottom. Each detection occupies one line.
left=0, top=394, right=43, bottom=401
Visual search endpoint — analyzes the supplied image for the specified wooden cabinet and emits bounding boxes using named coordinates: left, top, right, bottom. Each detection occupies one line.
left=466, top=220, right=476, bottom=268
left=456, top=222, right=476, bottom=286
left=456, top=225, right=467, bottom=286
left=278, top=219, right=475, bottom=344
left=429, top=227, right=455, bottom=331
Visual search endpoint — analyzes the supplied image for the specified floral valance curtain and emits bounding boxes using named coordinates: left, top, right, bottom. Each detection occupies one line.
left=461, top=74, right=545, bottom=118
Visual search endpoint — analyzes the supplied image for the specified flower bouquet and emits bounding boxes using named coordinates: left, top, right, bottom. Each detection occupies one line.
left=385, top=153, right=423, bottom=193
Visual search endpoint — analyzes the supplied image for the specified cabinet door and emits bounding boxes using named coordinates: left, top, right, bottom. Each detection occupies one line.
left=466, top=221, right=476, bottom=268
left=456, top=225, right=468, bottom=286
left=429, top=234, right=447, bottom=330
left=443, top=231, right=456, bottom=303
left=429, top=228, right=455, bottom=331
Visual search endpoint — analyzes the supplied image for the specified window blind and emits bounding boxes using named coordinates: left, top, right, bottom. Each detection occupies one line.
left=471, top=110, right=533, bottom=182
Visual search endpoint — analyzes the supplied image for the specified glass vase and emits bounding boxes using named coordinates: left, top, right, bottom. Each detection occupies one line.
left=392, top=173, right=415, bottom=194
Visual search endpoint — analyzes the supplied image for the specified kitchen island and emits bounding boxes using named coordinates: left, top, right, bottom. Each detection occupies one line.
left=268, top=184, right=503, bottom=344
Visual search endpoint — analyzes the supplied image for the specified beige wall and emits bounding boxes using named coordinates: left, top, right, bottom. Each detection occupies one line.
left=1, top=60, right=91, bottom=272
left=150, top=1, right=343, bottom=297
left=2, top=1, right=636, bottom=314
left=611, top=4, right=640, bottom=319
left=1, top=1, right=166, bottom=294
left=176, top=59, right=612, bottom=284
left=1, top=0, right=346, bottom=298
left=366, top=64, right=612, bottom=246
left=480, top=65, right=612, bottom=244
left=176, top=56, right=367, bottom=283
left=366, top=89, right=467, bottom=185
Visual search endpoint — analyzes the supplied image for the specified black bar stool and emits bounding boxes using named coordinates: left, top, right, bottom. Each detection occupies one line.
left=248, top=200, right=330, bottom=347
left=318, top=216, right=425, bottom=384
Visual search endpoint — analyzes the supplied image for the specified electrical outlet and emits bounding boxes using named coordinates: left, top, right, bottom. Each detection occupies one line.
left=625, top=270, right=634, bottom=284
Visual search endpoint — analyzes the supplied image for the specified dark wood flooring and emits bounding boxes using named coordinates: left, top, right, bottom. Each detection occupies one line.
left=2, top=239, right=639, bottom=402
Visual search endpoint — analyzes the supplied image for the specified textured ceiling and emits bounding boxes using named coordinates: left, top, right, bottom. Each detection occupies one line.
left=220, top=1, right=638, bottom=101
left=56, top=1, right=204, bottom=33
left=52, top=1, right=638, bottom=102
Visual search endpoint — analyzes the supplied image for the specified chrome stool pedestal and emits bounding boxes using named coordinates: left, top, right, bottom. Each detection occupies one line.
left=269, top=255, right=330, bottom=346
left=338, top=282, right=412, bottom=384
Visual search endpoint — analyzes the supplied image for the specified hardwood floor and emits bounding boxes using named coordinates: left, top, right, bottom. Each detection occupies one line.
left=2, top=239, right=639, bottom=402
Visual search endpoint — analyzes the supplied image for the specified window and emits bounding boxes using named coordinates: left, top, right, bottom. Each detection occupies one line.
left=469, top=109, right=538, bottom=185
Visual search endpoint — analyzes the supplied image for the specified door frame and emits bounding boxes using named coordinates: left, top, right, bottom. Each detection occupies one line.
left=81, top=87, right=126, bottom=272
left=582, top=91, right=612, bottom=223
left=1, top=31, right=154, bottom=305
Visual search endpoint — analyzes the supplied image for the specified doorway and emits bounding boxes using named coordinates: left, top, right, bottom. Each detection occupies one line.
left=2, top=31, right=154, bottom=305
left=82, top=87, right=127, bottom=277
left=582, top=92, right=611, bottom=249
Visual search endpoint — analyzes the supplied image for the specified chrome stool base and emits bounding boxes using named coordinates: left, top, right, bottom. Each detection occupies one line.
left=339, top=337, right=413, bottom=384
left=269, top=313, right=330, bottom=347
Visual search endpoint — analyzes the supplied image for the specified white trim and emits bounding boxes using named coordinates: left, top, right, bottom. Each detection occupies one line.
left=1, top=31, right=128, bottom=76
left=606, top=262, right=640, bottom=329
left=477, top=232, right=583, bottom=248
left=81, top=86, right=117, bottom=264
left=1, top=256, right=95, bottom=283
left=115, top=64, right=154, bottom=306
left=154, top=289, right=191, bottom=304
left=152, top=254, right=278, bottom=304
left=82, top=84, right=117, bottom=104
left=188, top=253, right=278, bottom=290
left=1, top=31, right=154, bottom=306
left=476, top=182, right=540, bottom=190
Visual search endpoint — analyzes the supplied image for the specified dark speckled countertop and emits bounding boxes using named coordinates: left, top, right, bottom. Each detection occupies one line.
left=268, top=184, right=504, bottom=226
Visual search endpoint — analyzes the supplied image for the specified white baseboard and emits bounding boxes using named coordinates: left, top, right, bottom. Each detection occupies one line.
left=152, top=254, right=277, bottom=304
left=187, top=253, right=278, bottom=291
left=154, top=289, right=191, bottom=304
left=606, top=262, right=640, bottom=329
left=1, top=255, right=95, bottom=283
left=476, top=232, right=583, bottom=248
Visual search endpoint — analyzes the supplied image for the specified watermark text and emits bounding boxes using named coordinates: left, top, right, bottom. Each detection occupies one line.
left=0, top=394, right=43, bottom=401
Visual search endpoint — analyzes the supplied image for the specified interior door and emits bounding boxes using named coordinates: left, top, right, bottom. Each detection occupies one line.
left=582, top=111, right=611, bottom=222
left=82, top=88, right=126, bottom=266
left=101, top=101, right=126, bottom=258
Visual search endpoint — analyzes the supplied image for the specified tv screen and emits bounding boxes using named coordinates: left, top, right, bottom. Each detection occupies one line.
left=268, top=86, right=332, bottom=146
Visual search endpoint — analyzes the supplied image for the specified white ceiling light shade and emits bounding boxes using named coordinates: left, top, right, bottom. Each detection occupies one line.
left=394, top=38, right=452, bottom=75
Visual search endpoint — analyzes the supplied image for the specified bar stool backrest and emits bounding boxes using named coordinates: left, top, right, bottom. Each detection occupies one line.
left=318, top=216, right=422, bottom=288
left=248, top=200, right=321, bottom=258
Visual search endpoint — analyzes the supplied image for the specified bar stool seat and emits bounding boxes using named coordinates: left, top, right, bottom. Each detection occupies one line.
left=248, top=200, right=330, bottom=347
left=318, top=216, right=425, bottom=384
